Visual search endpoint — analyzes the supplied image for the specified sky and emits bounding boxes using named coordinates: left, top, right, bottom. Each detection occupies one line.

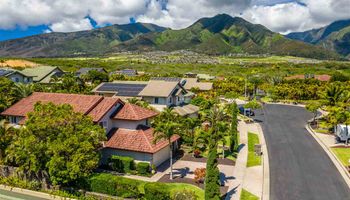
left=0, top=0, right=349, bottom=41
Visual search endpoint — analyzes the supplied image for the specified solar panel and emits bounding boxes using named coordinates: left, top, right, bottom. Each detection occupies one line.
left=97, top=83, right=147, bottom=97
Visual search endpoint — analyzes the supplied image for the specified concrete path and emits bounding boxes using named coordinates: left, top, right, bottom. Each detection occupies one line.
left=254, top=104, right=350, bottom=200
left=225, top=121, right=248, bottom=200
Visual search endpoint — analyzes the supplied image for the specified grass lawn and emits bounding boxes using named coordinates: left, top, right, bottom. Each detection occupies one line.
left=240, top=189, right=259, bottom=200
left=247, top=132, right=261, bottom=167
left=167, top=183, right=204, bottom=199
left=331, top=148, right=350, bottom=166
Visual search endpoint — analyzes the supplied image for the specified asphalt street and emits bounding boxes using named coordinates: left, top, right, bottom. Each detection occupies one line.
left=254, top=104, right=350, bottom=200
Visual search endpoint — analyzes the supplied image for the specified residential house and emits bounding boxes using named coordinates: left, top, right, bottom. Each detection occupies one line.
left=196, top=74, right=216, bottom=80
left=21, top=66, right=65, bottom=83
left=1, top=92, right=179, bottom=167
left=76, top=68, right=108, bottom=77
left=112, top=69, right=138, bottom=77
left=92, top=78, right=199, bottom=116
left=181, top=78, right=213, bottom=91
left=0, top=69, right=34, bottom=84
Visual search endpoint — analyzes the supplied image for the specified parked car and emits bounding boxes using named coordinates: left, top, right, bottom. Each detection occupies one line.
left=239, top=106, right=255, bottom=116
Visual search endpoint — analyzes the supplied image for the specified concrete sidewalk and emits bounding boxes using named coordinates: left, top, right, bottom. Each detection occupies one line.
left=225, top=121, right=248, bottom=200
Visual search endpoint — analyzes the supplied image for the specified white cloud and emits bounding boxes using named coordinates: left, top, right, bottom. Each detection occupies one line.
left=0, top=0, right=349, bottom=33
left=49, top=18, right=93, bottom=32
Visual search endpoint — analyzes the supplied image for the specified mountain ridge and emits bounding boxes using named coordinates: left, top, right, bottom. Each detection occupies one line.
left=286, top=19, right=350, bottom=58
left=0, top=14, right=341, bottom=59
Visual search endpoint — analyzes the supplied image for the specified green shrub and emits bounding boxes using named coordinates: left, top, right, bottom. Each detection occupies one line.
left=88, top=173, right=142, bottom=198
left=0, top=176, right=41, bottom=191
left=137, top=162, right=150, bottom=175
left=144, top=182, right=171, bottom=200
left=109, top=155, right=135, bottom=173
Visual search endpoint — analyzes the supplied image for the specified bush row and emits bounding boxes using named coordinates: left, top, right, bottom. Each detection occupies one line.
left=86, top=173, right=199, bottom=200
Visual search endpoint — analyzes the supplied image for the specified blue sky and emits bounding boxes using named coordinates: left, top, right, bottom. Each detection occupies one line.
left=0, top=0, right=348, bottom=41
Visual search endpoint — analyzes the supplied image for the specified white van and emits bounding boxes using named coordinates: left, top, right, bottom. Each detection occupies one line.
left=335, top=124, right=350, bottom=142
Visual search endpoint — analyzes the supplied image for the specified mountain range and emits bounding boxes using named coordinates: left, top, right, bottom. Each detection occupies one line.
left=0, top=14, right=344, bottom=59
left=287, top=19, right=350, bottom=58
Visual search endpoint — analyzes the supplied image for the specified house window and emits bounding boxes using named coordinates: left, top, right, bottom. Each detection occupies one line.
left=9, top=117, right=18, bottom=124
left=154, top=97, right=159, bottom=104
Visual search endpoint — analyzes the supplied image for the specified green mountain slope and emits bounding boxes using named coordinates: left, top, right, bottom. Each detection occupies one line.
left=0, top=14, right=341, bottom=59
left=115, top=14, right=340, bottom=59
left=0, top=23, right=167, bottom=57
left=287, top=19, right=350, bottom=58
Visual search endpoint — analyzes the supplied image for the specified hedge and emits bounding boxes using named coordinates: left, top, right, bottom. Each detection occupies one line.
left=85, top=173, right=204, bottom=199
left=144, top=182, right=171, bottom=200
left=109, top=155, right=135, bottom=173
left=88, top=173, right=142, bottom=198
left=137, top=162, right=150, bottom=175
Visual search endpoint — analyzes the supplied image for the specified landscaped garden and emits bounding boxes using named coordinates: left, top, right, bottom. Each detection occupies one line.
left=247, top=132, right=261, bottom=167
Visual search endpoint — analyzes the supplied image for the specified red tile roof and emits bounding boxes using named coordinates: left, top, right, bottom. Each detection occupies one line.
left=113, top=103, right=158, bottom=121
left=87, top=97, right=121, bottom=122
left=285, top=74, right=331, bottom=82
left=1, top=92, right=121, bottom=122
left=104, top=127, right=180, bottom=153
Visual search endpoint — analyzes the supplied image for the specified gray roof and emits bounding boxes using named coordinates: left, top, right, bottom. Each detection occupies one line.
left=0, top=69, right=14, bottom=77
left=173, top=104, right=199, bottom=116
left=150, top=77, right=182, bottom=82
left=93, top=82, right=147, bottom=97
left=138, top=81, right=180, bottom=97
left=76, top=68, right=107, bottom=76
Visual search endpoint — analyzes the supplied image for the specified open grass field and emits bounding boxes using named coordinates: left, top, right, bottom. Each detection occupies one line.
left=247, top=132, right=262, bottom=167
left=331, top=148, right=350, bottom=166
left=0, top=59, right=39, bottom=68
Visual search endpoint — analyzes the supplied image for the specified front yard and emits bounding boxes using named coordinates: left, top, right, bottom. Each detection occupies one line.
left=240, top=189, right=259, bottom=200
left=247, top=132, right=261, bottom=167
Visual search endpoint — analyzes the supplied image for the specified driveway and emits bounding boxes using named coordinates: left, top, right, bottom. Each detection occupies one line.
left=254, top=104, right=350, bottom=200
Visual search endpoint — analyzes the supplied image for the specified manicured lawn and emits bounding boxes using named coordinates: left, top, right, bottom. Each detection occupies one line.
left=331, top=148, right=350, bottom=166
left=240, top=189, right=259, bottom=200
left=167, top=183, right=204, bottom=199
left=247, top=132, right=261, bottom=167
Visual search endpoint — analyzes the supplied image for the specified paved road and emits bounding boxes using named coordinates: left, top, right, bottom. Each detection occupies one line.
left=0, top=189, right=49, bottom=200
left=254, top=104, right=350, bottom=200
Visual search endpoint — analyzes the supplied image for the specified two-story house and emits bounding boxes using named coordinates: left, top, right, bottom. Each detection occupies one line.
left=1, top=92, right=179, bottom=167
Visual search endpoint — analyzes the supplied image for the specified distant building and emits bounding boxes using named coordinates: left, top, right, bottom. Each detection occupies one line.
left=76, top=68, right=107, bottom=77
left=21, top=66, right=65, bottom=83
left=196, top=74, right=216, bottom=80
left=181, top=78, right=213, bottom=91
left=0, top=69, right=34, bottom=84
left=112, top=69, right=138, bottom=77
left=285, top=74, right=331, bottom=82
left=184, top=72, right=197, bottom=78
left=1, top=92, right=179, bottom=167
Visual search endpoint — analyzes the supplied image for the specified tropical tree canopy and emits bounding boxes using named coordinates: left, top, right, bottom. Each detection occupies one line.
left=5, top=102, right=106, bottom=185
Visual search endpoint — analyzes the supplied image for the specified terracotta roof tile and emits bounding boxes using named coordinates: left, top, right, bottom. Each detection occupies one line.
left=113, top=103, right=158, bottom=121
left=1, top=92, right=121, bottom=122
left=87, top=97, right=121, bottom=122
left=104, top=127, right=180, bottom=153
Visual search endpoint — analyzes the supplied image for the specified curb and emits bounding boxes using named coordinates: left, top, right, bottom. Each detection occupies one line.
left=305, top=124, right=350, bottom=188
left=256, top=123, right=270, bottom=200
left=0, top=184, right=75, bottom=200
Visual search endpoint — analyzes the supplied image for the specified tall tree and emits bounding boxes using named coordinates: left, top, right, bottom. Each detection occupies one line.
left=321, top=83, right=344, bottom=106
left=153, top=121, right=180, bottom=180
left=14, top=83, right=34, bottom=99
left=0, top=120, right=14, bottom=162
left=0, top=77, right=17, bottom=113
left=5, top=103, right=106, bottom=186
left=229, top=102, right=239, bottom=152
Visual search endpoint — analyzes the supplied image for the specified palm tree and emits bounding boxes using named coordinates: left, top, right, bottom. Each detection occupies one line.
left=322, top=84, right=344, bottom=106
left=182, top=117, right=199, bottom=150
left=216, top=121, right=229, bottom=158
left=153, top=121, right=180, bottom=180
left=14, top=83, right=34, bottom=99
left=127, top=98, right=150, bottom=109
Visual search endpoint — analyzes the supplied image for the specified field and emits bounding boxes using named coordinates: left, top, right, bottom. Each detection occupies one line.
left=18, top=54, right=349, bottom=77
left=0, top=59, right=39, bottom=68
